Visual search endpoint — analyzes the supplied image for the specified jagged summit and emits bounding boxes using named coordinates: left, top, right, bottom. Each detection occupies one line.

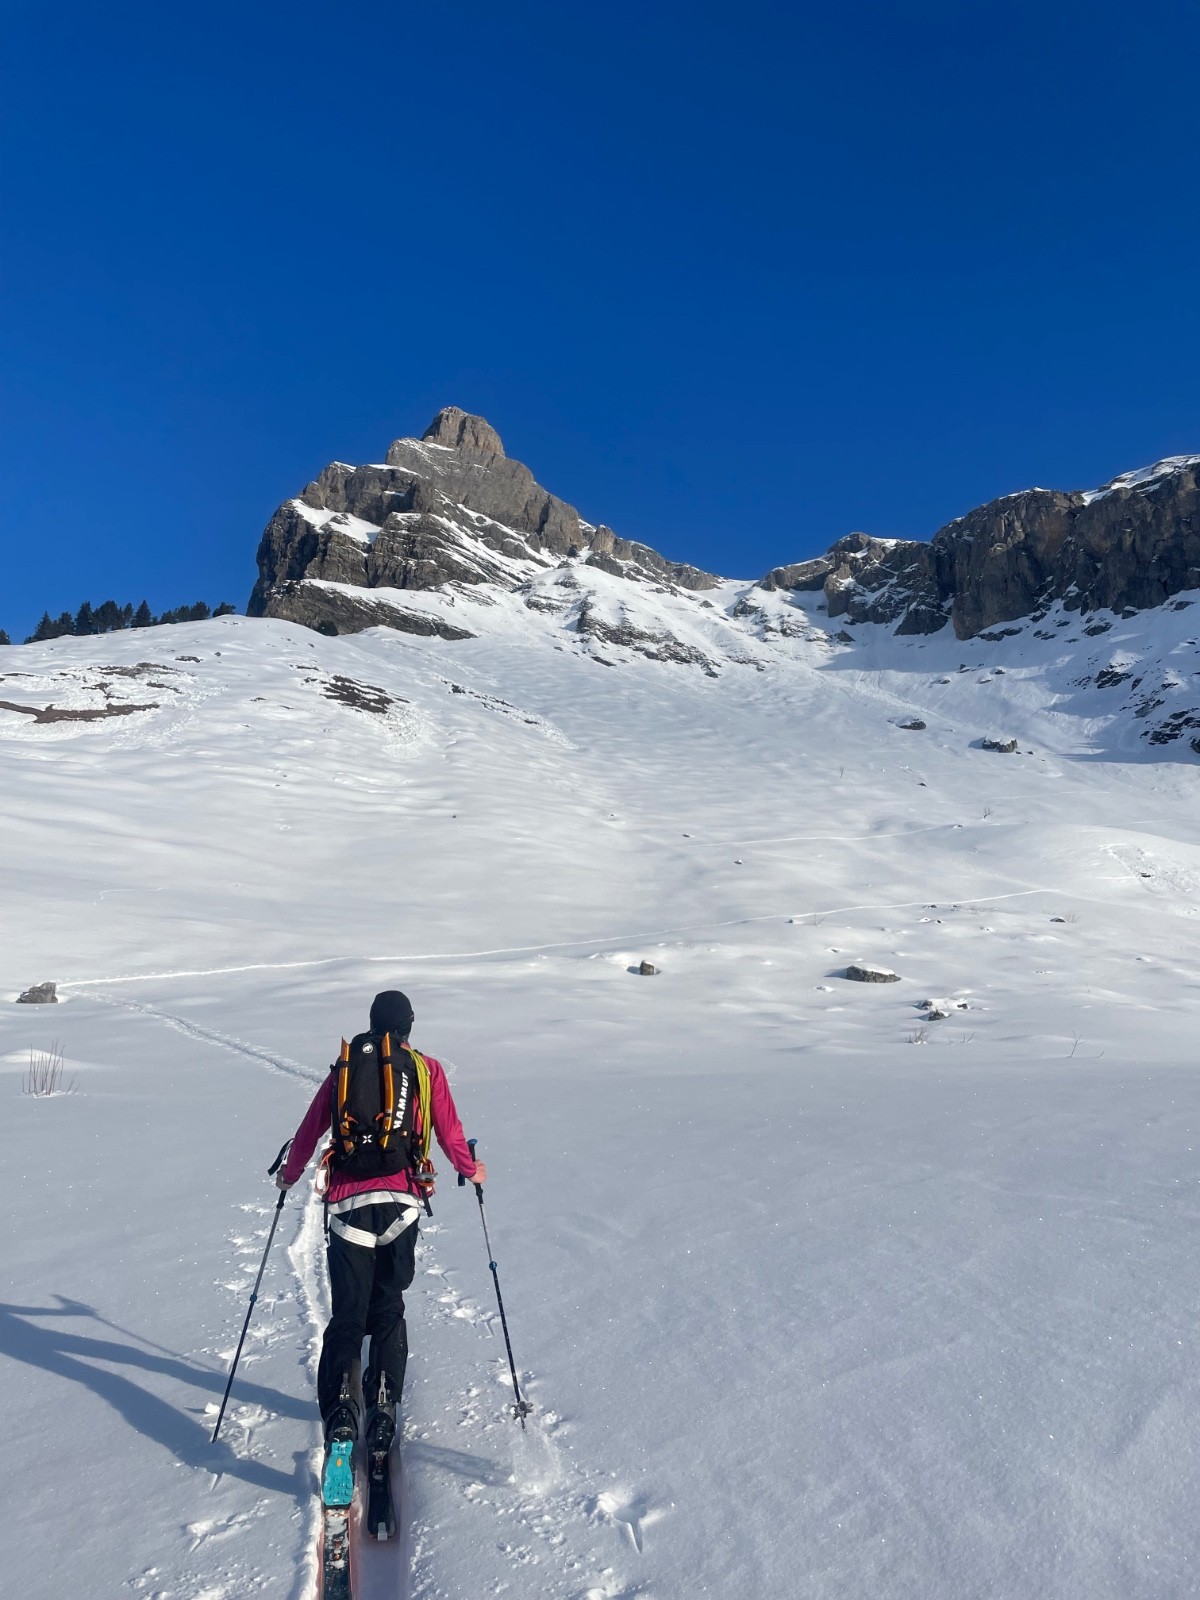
left=419, top=405, right=505, bottom=459
left=248, top=407, right=718, bottom=639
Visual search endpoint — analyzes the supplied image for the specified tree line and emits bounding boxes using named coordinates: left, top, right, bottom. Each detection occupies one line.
left=2, top=598, right=239, bottom=646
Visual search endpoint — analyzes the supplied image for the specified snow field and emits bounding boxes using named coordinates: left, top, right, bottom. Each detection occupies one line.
left=2, top=612, right=1200, bottom=1598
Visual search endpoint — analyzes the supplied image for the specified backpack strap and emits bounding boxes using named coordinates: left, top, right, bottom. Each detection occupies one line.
left=334, top=1038, right=353, bottom=1155
left=378, top=1031, right=396, bottom=1149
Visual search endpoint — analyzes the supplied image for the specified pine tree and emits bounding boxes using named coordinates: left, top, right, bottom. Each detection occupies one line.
left=26, top=611, right=75, bottom=642
left=20, top=595, right=236, bottom=637
left=0, top=629, right=11, bottom=646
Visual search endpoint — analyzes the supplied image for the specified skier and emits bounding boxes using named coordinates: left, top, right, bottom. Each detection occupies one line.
left=275, top=989, right=485, bottom=1455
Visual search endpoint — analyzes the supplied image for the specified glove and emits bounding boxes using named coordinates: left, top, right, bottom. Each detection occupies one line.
left=275, top=1172, right=293, bottom=1192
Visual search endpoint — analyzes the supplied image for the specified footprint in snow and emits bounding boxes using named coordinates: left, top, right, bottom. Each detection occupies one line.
left=593, top=1489, right=665, bottom=1555
left=185, top=1501, right=265, bottom=1551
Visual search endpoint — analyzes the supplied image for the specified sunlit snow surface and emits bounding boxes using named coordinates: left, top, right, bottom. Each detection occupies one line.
left=2, top=599, right=1200, bottom=1600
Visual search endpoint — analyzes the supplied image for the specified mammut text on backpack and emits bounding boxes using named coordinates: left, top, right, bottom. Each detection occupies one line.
left=329, top=1031, right=430, bottom=1179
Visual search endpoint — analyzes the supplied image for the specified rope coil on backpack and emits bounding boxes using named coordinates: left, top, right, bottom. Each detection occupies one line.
left=409, top=1048, right=433, bottom=1184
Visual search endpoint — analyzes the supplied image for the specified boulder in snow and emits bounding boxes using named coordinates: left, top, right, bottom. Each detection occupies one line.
left=17, top=982, right=58, bottom=1004
left=844, top=964, right=900, bottom=983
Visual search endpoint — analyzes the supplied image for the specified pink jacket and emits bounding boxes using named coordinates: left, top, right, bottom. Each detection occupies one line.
left=280, top=1048, right=477, bottom=1203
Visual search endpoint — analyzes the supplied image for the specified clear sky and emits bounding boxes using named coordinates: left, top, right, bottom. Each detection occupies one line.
left=2, top=0, right=1198, bottom=640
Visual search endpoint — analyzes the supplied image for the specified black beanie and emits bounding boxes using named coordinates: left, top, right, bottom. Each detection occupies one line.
left=370, top=989, right=414, bottom=1039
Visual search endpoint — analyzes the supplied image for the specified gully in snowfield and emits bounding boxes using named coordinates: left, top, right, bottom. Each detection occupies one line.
left=275, top=989, right=484, bottom=1525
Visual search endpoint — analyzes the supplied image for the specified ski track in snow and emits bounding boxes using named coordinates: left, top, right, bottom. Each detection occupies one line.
left=92, top=987, right=655, bottom=1600
left=60, top=881, right=1105, bottom=995
left=79, top=991, right=322, bottom=1087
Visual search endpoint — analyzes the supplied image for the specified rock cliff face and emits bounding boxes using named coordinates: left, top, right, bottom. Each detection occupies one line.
left=248, top=406, right=717, bottom=635
left=763, top=457, right=1200, bottom=638
left=251, top=412, right=1200, bottom=649
left=250, top=410, right=1200, bottom=647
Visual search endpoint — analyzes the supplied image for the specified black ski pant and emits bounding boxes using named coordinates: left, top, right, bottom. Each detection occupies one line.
left=317, top=1200, right=418, bottom=1424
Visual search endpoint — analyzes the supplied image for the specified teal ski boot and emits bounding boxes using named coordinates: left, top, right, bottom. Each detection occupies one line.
left=322, top=1388, right=358, bottom=1508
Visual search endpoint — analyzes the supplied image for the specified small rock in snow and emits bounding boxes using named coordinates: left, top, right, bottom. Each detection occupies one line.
left=17, top=981, right=58, bottom=1004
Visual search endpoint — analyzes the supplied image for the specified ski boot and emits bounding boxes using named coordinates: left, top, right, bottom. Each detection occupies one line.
left=321, top=1380, right=359, bottom=1509
left=364, top=1371, right=397, bottom=1539
left=364, top=1371, right=396, bottom=1454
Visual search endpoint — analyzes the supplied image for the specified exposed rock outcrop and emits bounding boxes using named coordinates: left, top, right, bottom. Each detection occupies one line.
left=260, top=580, right=475, bottom=641
left=17, top=982, right=57, bottom=1003
left=575, top=597, right=722, bottom=677
left=421, top=405, right=505, bottom=458
left=249, top=408, right=719, bottom=634
left=762, top=457, right=1200, bottom=639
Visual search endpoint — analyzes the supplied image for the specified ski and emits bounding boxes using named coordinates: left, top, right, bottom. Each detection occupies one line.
left=366, top=1440, right=396, bottom=1540
left=320, top=1506, right=353, bottom=1600
left=363, top=1376, right=398, bottom=1541
left=320, top=1437, right=355, bottom=1599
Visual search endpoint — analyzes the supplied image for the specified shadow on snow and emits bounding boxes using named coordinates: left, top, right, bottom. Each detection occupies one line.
left=0, top=1295, right=312, bottom=1501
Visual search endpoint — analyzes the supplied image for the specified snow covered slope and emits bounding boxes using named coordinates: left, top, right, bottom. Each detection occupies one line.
left=2, top=603, right=1200, bottom=1600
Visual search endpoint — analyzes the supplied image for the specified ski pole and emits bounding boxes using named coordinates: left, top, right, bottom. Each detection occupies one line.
left=459, top=1137, right=533, bottom=1428
left=211, top=1139, right=292, bottom=1444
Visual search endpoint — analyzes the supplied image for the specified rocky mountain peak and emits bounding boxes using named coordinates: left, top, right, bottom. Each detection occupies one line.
left=249, top=407, right=718, bottom=640
left=418, top=406, right=506, bottom=460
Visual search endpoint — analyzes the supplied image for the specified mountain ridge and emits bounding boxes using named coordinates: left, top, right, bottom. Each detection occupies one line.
left=249, top=408, right=1200, bottom=650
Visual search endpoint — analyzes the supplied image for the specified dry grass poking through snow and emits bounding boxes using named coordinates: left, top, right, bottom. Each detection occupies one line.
left=23, top=1041, right=75, bottom=1096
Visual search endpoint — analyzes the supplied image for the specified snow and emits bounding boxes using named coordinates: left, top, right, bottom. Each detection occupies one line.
left=940, top=453, right=1198, bottom=520
left=289, top=501, right=382, bottom=544
left=2, top=605, right=1200, bottom=1599
left=1079, top=455, right=1200, bottom=505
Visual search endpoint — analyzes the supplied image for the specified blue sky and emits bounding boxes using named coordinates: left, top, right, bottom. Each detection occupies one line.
left=2, top=0, right=1198, bottom=640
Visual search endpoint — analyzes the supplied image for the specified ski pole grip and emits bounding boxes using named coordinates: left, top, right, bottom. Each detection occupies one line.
left=267, top=1138, right=293, bottom=1178
left=459, top=1137, right=478, bottom=1186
